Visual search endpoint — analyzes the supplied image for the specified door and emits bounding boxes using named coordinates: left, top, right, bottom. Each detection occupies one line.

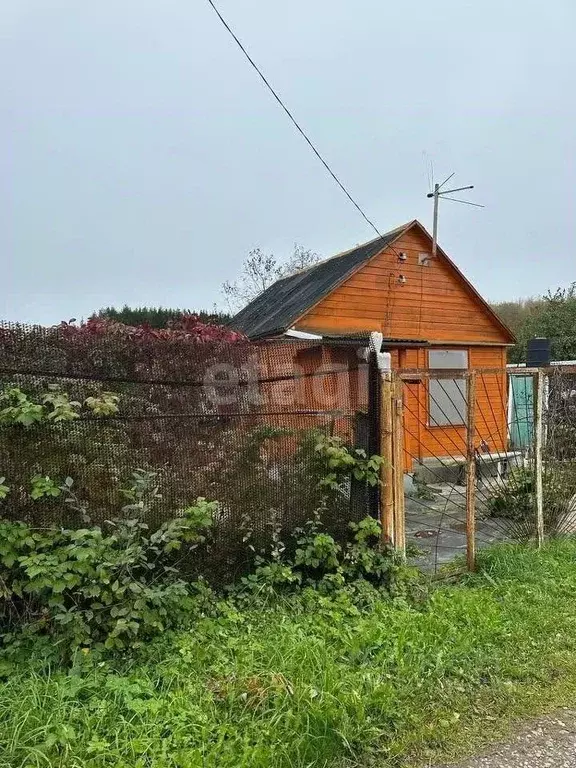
left=509, top=375, right=533, bottom=449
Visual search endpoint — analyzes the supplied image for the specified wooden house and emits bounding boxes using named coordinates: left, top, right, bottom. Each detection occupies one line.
left=232, top=220, right=515, bottom=471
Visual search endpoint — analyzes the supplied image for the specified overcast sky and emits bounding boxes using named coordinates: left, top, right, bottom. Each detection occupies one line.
left=2, top=0, right=575, bottom=325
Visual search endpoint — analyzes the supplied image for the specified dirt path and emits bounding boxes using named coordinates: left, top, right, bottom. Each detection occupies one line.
left=433, top=709, right=576, bottom=767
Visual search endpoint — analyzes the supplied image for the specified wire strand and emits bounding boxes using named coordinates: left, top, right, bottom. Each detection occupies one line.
left=204, top=0, right=382, bottom=237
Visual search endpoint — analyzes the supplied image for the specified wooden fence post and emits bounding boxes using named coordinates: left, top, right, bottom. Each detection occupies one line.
left=534, top=369, right=545, bottom=547
left=379, top=372, right=395, bottom=545
left=465, top=372, right=477, bottom=571
left=392, top=376, right=406, bottom=558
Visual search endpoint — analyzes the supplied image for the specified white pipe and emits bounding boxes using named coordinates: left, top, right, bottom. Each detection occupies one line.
left=369, top=331, right=391, bottom=372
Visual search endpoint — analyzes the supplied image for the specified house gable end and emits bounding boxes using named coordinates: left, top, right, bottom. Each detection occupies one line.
left=295, top=223, right=515, bottom=344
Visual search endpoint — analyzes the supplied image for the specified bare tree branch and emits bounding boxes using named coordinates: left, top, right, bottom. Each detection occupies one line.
left=223, top=245, right=320, bottom=312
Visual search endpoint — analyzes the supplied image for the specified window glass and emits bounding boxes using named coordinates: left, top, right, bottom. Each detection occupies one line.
left=428, top=350, right=468, bottom=427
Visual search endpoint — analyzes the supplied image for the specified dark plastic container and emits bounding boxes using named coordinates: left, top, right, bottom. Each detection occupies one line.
left=527, top=337, right=551, bottom=367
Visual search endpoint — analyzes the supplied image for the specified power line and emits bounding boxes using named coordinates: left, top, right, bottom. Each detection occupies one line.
left=204, top=0, right=382, bottom=238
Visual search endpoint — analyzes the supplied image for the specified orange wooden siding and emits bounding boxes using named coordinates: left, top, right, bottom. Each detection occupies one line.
left=290, top=224, right=510, bottom=471
left=256, top=343, right=508, bottom=474
left=295, top=227, right=510, bottom=344
left=400, top=346, right=508, bottom=470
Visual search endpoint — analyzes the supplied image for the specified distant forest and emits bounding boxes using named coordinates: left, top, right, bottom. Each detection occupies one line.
left=92, top=305, right=232, bottom=329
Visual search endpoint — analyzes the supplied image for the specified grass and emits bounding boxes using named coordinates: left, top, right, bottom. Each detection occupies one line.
left=3, top=540, right=576, bottom=767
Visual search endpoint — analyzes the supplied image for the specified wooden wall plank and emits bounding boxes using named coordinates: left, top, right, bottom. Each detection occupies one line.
left=398, top=345, right=507, bottom=469
left=296, top=226, right=510, bottom=345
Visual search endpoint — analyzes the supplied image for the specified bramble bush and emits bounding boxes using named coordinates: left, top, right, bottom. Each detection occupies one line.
left=234, top=512, right=411, bottom=604
left=230, top=433, right=402, bottom=601
left=0, top=470, right=217, bottom=655
left=313, top=432, right=384, bottom=490
left=0, top=378, right=399, bottom=659
left=0, top=384, right=119, bottom=426
left=191, top=424, right=388, bottom=581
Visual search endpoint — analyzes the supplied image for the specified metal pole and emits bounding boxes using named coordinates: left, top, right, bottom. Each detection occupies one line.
left=465, top=372, right=477, bottom=571
left=534, top=369, right=545, bottom=546
left=427, top=179, right=477, bottom=256
left=367, top=349, right=381, bottom=523
left=432, top=183, right=439, bottom=257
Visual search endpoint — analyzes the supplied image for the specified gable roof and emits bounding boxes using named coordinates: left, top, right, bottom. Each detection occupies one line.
left=409, top=221, right=516, bottom=344
left=231, top=220, right=515, bottom=343
left=231, top=223, right=410, bottom=340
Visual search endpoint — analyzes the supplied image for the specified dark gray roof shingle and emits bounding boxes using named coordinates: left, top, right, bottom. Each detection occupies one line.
left=231, top=223, right=410, bottom=339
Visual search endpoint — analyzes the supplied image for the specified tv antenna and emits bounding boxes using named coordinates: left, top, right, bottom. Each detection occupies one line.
left=427, top=173, right=484, bottom=256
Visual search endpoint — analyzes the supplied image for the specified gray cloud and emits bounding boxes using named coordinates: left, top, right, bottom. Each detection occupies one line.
left=2, top=0, right=575, bottom=324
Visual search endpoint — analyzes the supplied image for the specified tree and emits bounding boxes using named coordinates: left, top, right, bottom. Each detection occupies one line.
left=92, top=305, right=231, bottom=328
left=521, top=284, right=576, bottom=362
left=490, top=299, right=537, bottom=337
left=491, top=297, right=541, bottom=363
left=222, top=244, right=320, bottom=312
left=284, top=244, right=321, bottom=275
left=492, top=283, right=576, bottom=363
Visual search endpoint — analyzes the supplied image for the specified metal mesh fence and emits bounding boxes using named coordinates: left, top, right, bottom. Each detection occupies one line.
left=400, top=369, right=510, bottom=572
left=540, top=366, right=576, bottom=536
left=401, top=365, right=576, bottom=572
left=503, top=367, right=576, bottom=540
left=0, top=323, right=377, bottom=583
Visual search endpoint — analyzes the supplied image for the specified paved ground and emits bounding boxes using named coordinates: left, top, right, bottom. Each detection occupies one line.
left=405, top=482, right=511, bottom=572
left=433, top=709, right=576, bottom=767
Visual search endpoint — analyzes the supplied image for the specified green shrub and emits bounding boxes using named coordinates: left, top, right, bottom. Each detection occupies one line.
left=227, top=433, right=396, bottom=601
left=201, top=426, right=387, bottom=582
left=487, top=464, right=576, bottom=535
left=235, top=512, right=404, bottom=601
left=487, top=467, right=534, bottom=522
left=0, top=470, right=217, bottom=654
left=313, top=433, right=383, bottom=490
left=0, top=384, right=119, bottom=427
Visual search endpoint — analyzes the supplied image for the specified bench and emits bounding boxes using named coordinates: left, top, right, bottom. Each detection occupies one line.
left=413, top=451, right=524, bottom=485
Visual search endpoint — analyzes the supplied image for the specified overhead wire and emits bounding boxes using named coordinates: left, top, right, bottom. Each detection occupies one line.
left=204, top=0, right=382, bottom=238
left=205, top=0, right=419, bottom=338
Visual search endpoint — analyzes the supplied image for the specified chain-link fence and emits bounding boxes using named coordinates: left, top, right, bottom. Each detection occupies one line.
left=398, top=365, right=576, bottom=573
left=0, top=323, right=378, bottom=582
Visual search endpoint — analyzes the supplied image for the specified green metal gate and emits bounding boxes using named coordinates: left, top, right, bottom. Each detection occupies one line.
left=509, top=374, right=534, bottom=449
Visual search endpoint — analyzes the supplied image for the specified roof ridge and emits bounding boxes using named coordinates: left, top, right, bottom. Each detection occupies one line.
left=285, top=221, right=414, bottom=279
left=231, top=220, right=420, bottom=339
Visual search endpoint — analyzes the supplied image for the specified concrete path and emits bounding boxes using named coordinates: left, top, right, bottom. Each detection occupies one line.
left=433, top=709, right=576, bottom=767
left=405, top=482, right=511, bottom=572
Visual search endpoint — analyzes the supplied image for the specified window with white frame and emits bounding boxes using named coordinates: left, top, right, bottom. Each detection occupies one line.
left=428, top=350, right=468, bottom=426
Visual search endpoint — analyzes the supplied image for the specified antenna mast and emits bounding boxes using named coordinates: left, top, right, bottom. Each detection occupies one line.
left=427, top=174, right=484, bottom=256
